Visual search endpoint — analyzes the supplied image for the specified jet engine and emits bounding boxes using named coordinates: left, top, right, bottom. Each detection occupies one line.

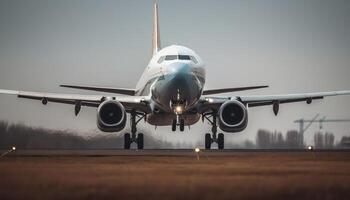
left=218, top=100, right=248, bottom=132
left=97, top=100, right=126, bottom=132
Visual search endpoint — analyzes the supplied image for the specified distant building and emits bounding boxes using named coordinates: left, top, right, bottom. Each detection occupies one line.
left=324, top=132, right=335, bottom=148
left=286, top=130, right=303, bottom=148
left=271, top=131, right=284, bottom=148
left=314, top=132, right=334, bottom=149
left=256, top=129, right=271, bottom=149
left=314, top=132, right=324, bottom=148
left=339, top=136, right=350, bottom=149
left=256, top=129, right=304, bottom=149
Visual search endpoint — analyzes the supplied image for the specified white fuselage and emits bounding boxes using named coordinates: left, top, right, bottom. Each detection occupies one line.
left=135, top=45, right=206, bottom=126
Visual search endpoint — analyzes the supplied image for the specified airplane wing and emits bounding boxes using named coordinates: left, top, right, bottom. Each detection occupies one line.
left=0, top=89, right=150, bottom=114
left=239, top=90, right=350, bottom=107
left=200, top=90, right=350, bottom=115
left=202, top=85, right=268, bottom=95
left=60, top=84, right=136, bottom=96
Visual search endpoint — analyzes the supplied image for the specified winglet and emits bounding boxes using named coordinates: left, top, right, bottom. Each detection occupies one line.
left=152, top=2, right=161, bottom=55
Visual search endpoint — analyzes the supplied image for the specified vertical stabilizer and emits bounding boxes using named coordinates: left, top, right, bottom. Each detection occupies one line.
left=152, top=2, right=161, bottom=55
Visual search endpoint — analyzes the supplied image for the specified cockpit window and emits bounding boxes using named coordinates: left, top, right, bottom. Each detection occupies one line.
left=165, top=55, right=177, bottom=60
left=178, top=55, right=191, bottom=60
left=158, top=54, right=198, bottom=64
left=157, top=56, right=165, bottom=64
left=190, top=55, right=198, bottom=64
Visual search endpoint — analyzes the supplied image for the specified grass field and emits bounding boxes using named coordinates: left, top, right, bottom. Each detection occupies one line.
left=0, top=151, right=349, bottom=200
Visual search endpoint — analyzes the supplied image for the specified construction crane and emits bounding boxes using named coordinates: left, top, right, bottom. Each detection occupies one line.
left=316, top=118, right=350, bottom=129
left=294, top=115, right=350, bottom=146
left=294, top=114, right=320, bottom=146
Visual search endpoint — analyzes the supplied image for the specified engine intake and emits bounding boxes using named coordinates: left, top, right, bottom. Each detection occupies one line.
left=218, top=100, right=248, bottom=132
left=97, top=100, right=126, bottom=132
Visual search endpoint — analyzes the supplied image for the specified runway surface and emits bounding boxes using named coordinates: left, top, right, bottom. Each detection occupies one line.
left=3, top=148, right=350, bottom=156
left=0, top=149, right=350, bottom=200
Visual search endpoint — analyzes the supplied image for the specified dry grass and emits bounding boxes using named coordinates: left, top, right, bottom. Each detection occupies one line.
left=0, top=152, right=349, bottom=200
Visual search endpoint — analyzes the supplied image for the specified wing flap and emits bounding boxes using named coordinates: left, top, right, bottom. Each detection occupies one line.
left=247, top=97, right=324, bottom=107
left=17, top=95, right=101, bottom=107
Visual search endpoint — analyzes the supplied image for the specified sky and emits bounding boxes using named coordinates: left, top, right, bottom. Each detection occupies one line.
left=0, top=0, right=350, bottom=146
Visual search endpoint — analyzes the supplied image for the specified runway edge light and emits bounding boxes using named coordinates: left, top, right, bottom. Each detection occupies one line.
left=195, top=148, right=200, bottom=153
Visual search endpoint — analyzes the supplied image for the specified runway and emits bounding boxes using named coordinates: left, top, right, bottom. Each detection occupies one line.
left=3, top=148, right=350, bottom=157
left=1, top=150, right=350, bottom=200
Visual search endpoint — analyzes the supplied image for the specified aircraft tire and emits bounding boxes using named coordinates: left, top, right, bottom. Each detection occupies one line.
left=205, top=133, right=211, bottom=149
left=172, top=119, right=176, bottom=131
left=179, top=119, right=185, bottom=132
left=124, top=133, right=131, bottom=149
left=218, top=133, right=224, bottom=150
left=137, top=133, right=144, bottom=149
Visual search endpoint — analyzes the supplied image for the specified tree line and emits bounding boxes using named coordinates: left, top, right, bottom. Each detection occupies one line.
left=0, top=121, right=172, bottom=149
left=1, top=120, right=349, bottom=149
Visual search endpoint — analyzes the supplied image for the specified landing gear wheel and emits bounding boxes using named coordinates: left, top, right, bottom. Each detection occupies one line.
left=218, top=133, right=224, bottom=150
left=205, top=133, right=211, bottom=149
left=172, top=119, right=176, bottom=131
left=124, top=133, right=131, bottom=149
left=179, top=119, right=185, bottom=132
left=137, top=133, right=144, bottom=149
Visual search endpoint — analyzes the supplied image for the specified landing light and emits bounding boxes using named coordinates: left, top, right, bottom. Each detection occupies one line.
left=12, top=146, right=16, bottom=151
left=175, top=106, right=183, bottom=114
left=307, top=146, right=313, bottom=151
left=206, top=98, right=214, bottom=103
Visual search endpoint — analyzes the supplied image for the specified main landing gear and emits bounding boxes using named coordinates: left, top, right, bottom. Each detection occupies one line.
left=203, top=111, right=224, bottom=150
left=124, top=110, right=145, bottom=149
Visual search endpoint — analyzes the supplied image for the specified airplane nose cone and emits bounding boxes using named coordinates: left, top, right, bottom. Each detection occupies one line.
left=168, top=62, right=191, bottom=75
left=152, top=62, right=202, bottom=112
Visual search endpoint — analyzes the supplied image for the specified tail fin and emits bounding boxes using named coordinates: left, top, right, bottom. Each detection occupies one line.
left=152, top=2, right=161, bottom=55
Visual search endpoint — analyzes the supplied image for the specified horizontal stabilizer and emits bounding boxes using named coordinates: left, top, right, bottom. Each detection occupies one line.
left=60, top=84, right=135, bottom=96
left=203, top=85, right=268, bottom=95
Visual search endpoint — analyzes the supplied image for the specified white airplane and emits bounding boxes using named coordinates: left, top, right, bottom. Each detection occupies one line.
left=0, top=3, right=349, bottom=149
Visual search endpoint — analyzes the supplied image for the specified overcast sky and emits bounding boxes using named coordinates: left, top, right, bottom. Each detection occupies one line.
left=0, top=0, right=350, bottom=146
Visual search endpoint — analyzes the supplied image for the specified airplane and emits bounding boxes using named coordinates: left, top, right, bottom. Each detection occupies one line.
left=0, top=2, right=350, bottom=150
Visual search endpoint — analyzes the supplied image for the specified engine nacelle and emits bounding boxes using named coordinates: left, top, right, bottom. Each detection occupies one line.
left=97, top=100, right=126, bottom=132
left=218, top=100, right=248, bottom=133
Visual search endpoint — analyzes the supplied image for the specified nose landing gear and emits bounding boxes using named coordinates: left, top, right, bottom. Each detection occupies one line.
left=203, top=111, right=224, bottom=150
left=172, top=117, right=185, bottom=132
left=171, top=97, right=186, bottom=132
left=124, top=110, right=145, bottom=149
